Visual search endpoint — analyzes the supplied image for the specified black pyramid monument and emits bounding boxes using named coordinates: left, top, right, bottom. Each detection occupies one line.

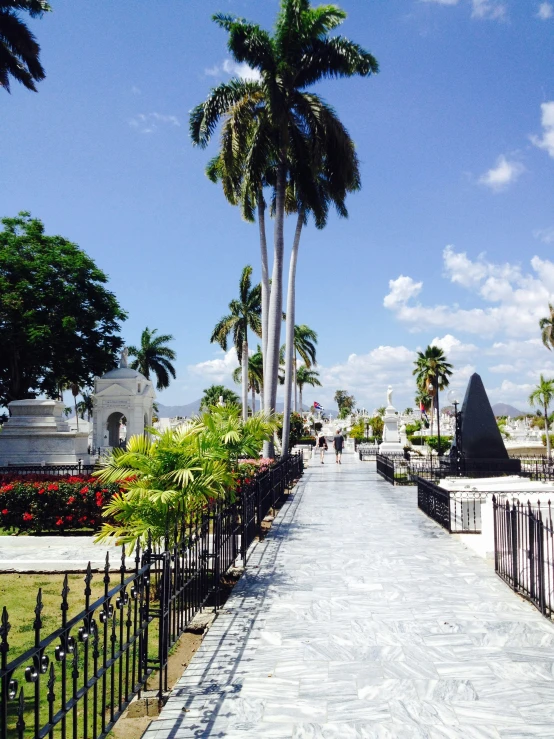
left=453, top=372, right=521, bottom=473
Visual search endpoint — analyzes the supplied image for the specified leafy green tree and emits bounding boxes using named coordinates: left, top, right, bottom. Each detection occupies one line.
left=529, top=375, right=554, bottom=461
left=211, top=265, right=262, bottom=421
left=334, top=390, right=356, bottom=419
left=413, top=345, right=453, bottom=450
left=0, top=1, right=50, bottom=93
left=0, top=213, right=127, bottom=407
left=128, top=327, right=176, bottom=391
left=76, top=392, right=93, bottom=421
left=199, top=384, right=240, bottom=412
left=297, top=366, right=321, bottom=413
left=190, top=0, right=378, bottom=455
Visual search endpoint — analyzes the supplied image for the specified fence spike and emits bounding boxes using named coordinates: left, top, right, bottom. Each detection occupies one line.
left=34, top=588, right=43, bottom=637
left=84, top=561, right=93, bottom=600
left=0, top=605, right=10, bottom=652
left=16, top=688, right=25, bottom=738
left=104, top=552, right=111, bottom=589
left=47, top=661, right=55, bottom=702
left=121, top=545, right=126, bottom=575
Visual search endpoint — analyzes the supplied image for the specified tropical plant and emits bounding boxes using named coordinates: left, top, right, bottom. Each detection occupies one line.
left=413, top=345, right=453, bottom=450
left=233, top=346, right=264, bottom=414
left=0, top=213, right=127, bottom=406
left=529, top=375, right=554, bottom=461
left=94, top=406, right=278, bottom=547
left=279, top=324, right=318, bottom=409
left=199, top=384, right=240, bottom=412
left=76, top=392, right=93, bottom=421
left=211, top=266, right=261, bottom=421
left=297, top=366, right=322, bottom=414
left=334, top=390, right=356, bottom=419
left=128, top=327, right=176, bottom=391
left=0, top=0, right=50, bottom=93
left=540, top=304, right=554, bottom=351
left=404, top=407, right=413, bottom=415
left=190, top=0, right=378, bottom=457
left=375, top=406, right=386, bottom=416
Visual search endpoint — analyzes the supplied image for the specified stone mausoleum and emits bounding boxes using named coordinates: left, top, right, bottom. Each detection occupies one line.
left=92, top=349, right=156, bottom=453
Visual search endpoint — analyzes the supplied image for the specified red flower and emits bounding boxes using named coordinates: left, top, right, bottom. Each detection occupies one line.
left=55, top=518, right=64, bottom=526
left=38, top=488, right=45, bottom=495
left=22, top=512, right=33, bottom=522
left=1, top=509, right=8, bottom=515
left=0, top=484, right=14, bottom=493
left=47, top=483, right=58, bottom=492
left=79, top=515, right=87, bottom=524
left=66, top=515, right=73, bottom=522
left=80, top=486, right=89, bottom=495
left=67, top=496, right=75, bottom=505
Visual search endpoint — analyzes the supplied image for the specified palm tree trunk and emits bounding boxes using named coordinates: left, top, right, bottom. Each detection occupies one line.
left=252, top=385, right=256, bottom=415
left=263, top=157, right=287, bottom=458
left=293, top=355, right=298, bottom=413
left=545, top=402, right=551, bottom=462
left=436, top=386, right=441, bottom=458
left=258, top=195, right=270, bottom=388
left=242, top=335, right=249, bottom=422
left=281, top=210, right=304, bottom=458
left=299, top=384, right=303, bottom=416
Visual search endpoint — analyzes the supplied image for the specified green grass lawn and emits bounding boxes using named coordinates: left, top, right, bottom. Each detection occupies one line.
left=1, top=572, right=159, bottom=739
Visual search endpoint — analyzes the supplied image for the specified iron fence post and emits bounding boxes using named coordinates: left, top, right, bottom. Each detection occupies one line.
left=538, top=508, right=547, bottom=615
left=511, top=504, right=519, bottom=592
left=492, top=496, right=499, bottom=573
left=529, top=503, right=536, bottom=601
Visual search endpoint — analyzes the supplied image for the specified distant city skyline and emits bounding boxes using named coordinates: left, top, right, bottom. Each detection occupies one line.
left=1, top=0, right=552, bottom=413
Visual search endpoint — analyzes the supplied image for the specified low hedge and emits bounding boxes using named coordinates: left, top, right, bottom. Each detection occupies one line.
left=0, top=476, right=121, bottom=534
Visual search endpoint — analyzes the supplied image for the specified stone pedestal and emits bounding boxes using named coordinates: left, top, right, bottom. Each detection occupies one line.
left=0, top=400, right=89, bottom=466
left=379, top=404, right=404, bottom=455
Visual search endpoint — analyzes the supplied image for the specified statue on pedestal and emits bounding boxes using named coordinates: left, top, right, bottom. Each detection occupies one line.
left=119, top=347, right=129, bottom=369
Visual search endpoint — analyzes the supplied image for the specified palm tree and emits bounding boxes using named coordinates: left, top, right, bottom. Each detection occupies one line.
left=529, top=375, right=554, bottom=461
left=233, top=347, right=264, bottom=415
left=199, top=384, right=240, bottom=412
left=128, top=328, right=176, bottom=391
left=540, top=304, right=554, bottom=351
left=70, top=383, right=80, bottom=431
left=190, top=1, right=378, bottom=455
left=211, top=266, right=261, bottom=421
left=413, top=346, right=453, bottom=454
left=296, top=366, right=321, bottom=414
left=279, top=325, right=318, bottom=411
left=76, top=391, right=93, bottom=421
left=0, top=1, right=50, bottom=93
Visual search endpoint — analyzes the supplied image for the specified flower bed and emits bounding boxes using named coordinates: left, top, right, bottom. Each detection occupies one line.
left=0, top=477, right=120, bottom=533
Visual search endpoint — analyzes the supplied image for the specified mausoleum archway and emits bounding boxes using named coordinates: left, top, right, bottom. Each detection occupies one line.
left=107, top=412, right=127, bottom=447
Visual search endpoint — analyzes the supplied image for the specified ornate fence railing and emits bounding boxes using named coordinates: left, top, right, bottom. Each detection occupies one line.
left=0, top=453, right=303, bottom=739
left=0, top=463, right=97, bottom=481
left=416, top=477, right=485, bottom=534
left=493, top=496, right=554, bottom=620
left=358, top=445, right=379, bottom=461
left=519, top=457, right=554, bottom=482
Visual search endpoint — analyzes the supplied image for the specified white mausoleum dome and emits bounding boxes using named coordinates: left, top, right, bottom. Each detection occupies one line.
left=101, top=367, right=147, bottom=381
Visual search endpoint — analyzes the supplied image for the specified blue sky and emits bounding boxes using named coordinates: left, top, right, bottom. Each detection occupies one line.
left=1, top=0, right=553, bottom=413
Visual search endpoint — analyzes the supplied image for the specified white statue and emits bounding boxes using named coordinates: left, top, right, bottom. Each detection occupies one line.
left=218, top=395, right=225, bottom=407
left=119, top=347, right=129, bottom=369
left=387, top=385, right=393, bottom=407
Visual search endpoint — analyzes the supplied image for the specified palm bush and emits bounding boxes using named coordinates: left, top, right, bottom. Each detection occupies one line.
left=94, top=406, right=278, bottom=548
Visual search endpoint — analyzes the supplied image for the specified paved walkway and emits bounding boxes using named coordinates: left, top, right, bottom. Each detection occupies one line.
left=0, top=535, right=121, bottom=572
left=144, top=452, right=554, bottom=739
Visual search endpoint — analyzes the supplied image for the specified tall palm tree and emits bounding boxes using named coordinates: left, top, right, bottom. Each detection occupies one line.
left=190, top=0, right=378, bottom=455
left=413, top=346, right=453, bottom=454
left=296, top=366, right=322, bottom=414
left=76, top=391, right=93, bottom=422
left=233, top=346, right=264, bottom=415
left=71, top=383, right=80, bottom=431
left=540, top=304, right=554, bottom=351
left=128, top=327, right=177, bottom=391
left=279, top=324, right=318, bottom=411
left=0, top=1, right=50, bottom=93
left=211, top=266, right=262, bottom=421
left=529, top=375, right=554, bottom=462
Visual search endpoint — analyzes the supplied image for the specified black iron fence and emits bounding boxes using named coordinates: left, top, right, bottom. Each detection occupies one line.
left=0, top=464, right=97, bottom=481
left=0, top=453, right=303, bottom=739
left=493, top=496, right=554, bottom=620
left=358, top=445, right=379, bottom=461
left=519, top=457, right=554, bottom=482
left=416, top=477, right=485, bottom=533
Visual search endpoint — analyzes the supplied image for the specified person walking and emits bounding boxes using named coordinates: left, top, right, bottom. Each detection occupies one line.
left=333, top=429, right=345, bottom=464
left=317, top=432, right=328, bottom=463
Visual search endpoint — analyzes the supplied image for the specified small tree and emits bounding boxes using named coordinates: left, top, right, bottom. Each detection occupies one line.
left=199, top=384, right=240, bottom=411
left=529, top=375, right=554, bottom=461
left=334, top=390, right=356, bottom=419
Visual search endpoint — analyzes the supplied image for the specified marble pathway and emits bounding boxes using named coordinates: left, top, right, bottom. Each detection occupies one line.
left=143, top=452, right=554, bottom=739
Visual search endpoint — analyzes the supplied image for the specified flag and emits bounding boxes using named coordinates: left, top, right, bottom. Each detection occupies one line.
left=314, top=401, right=324, bottom=411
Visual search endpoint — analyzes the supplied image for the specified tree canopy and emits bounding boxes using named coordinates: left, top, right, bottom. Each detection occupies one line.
left=199, top=384, right=240, bottom=411
left=0, top=1, right=50, bottom=93
left=0, top=213, right=127, bottom=407
left=128, top=327, right=176, bottom=391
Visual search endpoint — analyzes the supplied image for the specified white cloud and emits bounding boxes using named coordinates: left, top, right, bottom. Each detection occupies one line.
left=205, top=59, right=261, bottom=82
left=429, top=334, right=478, bottom=357
left=531, top=101, right=554, bottom=158
left=534, top=226, right=554, bottom=244
left=384, top=246, right=554, bottom=337
left=129, top=112, right=180, bottom=134
left=383, top=275, right=422, bottom=308
left=187, top=349, right=239, bottom=383
left=471, top=0, right=507, bottom=19
left=537, top=2, right=554, bottom=19
left=478, top=155, right=524, bottom=191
